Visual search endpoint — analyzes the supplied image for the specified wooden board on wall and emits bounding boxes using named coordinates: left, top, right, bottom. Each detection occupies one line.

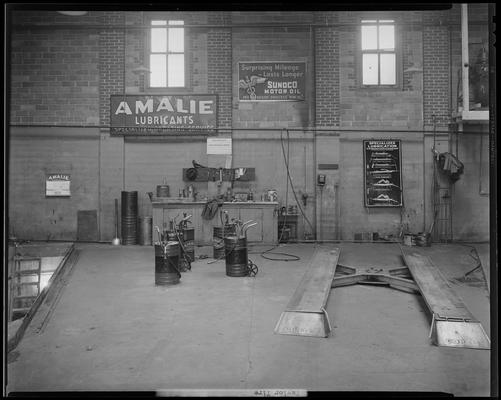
left=182, top=168, right=255, bottom=182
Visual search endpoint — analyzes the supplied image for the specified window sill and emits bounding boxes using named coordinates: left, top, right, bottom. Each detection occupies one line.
left=145, top=87, right=192, bottom=94
left=453, top=110, right=490, bottom=123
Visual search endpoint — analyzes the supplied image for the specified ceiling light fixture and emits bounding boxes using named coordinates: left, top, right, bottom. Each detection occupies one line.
left=57, top=11, right=88, bottom=16
left=132, top=66, right=151, bottom=74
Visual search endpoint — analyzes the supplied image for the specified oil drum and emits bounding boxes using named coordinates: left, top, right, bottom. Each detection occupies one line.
left=156, top=185, right=170, bottom=198
left=154, top=242, right=180, bottom=285
left=138, top=216, right=152, bottom=245
left=121, top=191, right=138, bottom=245
left=213, top=225, right=236, bottom=259
left=181, top=228, right=195, bottom=262
left=224, top=236, right=248, bottom=277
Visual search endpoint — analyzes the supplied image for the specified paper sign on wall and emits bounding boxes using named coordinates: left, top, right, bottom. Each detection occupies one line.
left=207, top=137, right=232, bottom=155
left=46, top=174, right=71, bottom=197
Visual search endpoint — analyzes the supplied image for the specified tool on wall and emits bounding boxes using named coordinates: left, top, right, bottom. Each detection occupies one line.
left=112, top=198, right=121, bottom=246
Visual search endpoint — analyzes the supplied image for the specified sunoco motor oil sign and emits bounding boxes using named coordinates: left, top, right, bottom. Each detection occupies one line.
left=110, top=94, right=217, bottom=135
left=238, top=62, right=306, bottom=101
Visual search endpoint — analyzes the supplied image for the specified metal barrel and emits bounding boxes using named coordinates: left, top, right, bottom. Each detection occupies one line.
left=138, top=216, right=153, bottom=246
left=154, top=242, right=180, bottom=285
left=181, top=228, right=195, bottom=262
left=156, top=185, right=170, bottom=198
left=224, top=236, right=248, bottom=277
left=121, top=191, right=138, bottom=245
left=213, top=225, right=236, bottom=259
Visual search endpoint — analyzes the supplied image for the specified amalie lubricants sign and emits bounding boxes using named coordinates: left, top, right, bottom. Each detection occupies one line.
left=238, top=62, right=306, bottom=101
left=110, top=94, right=217, bottom=135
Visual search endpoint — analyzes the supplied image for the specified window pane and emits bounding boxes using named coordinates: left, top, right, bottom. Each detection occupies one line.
left=361, top=26, right=378, bottom=50
left=363, top=54, right=379, bottom=85
left=168, top=20, right=184, bottom=25
left=379, top=19, right=394, bottom=23
left=379, top=25, right=395, bottom=50
left=362, top=19, right=377, bottom=23
left=168, top=54, right=184, bottom=87
left=150, top=54, right=166, bottom=87
left=380, top=53, right=396, bottom=84
left=151, top=20, right=167, bottom=26
left=151, top=28, right=167, bottom=52
left=168, top=28, right=184, bottom=52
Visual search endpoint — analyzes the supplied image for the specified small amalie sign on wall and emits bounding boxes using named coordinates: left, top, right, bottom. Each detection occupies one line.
left=46, top=174, right=71, bottom=197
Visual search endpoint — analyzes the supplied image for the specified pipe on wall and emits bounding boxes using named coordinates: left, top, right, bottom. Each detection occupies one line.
left=10, top=124, right=463, bottom=134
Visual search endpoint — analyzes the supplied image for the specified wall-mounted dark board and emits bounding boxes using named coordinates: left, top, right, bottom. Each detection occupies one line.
left=318, top=163, right=339, bottom=170
left=77, top=210, right=98, bottom=241
left=183, top=168, right=255, bottom=182
left=363, top=139, right=403, bottom=207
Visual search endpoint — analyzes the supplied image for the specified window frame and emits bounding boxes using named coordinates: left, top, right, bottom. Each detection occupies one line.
left=146, top=18, right=189, bottom=91
left=358, top=17, right=402, bottom=90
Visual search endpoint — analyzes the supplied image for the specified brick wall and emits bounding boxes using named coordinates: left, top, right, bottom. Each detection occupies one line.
left=422, top=10, right=450, bottom=128
left=315, top=13, right=339, bottom=128
left=232, top=13, right=312, bottom=129
left=99, top=12, right=125, bottom=127
left=8, top=128, right=100, bottom=240
left=10, top=11, right=100, bottom=125
left=7, top=9, right=490, bottom=242
left=207, top=12, right=232, bottom=130
left=338, top=11, right=423, bottom=130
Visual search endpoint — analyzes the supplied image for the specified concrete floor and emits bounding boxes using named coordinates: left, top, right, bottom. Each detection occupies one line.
left=6, top=242, right=492, bottom=396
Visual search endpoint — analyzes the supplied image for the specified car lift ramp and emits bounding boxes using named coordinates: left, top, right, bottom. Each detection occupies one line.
left=275, top=245, right=489, bottom=349
left=274, top=247, right=340, bottom=338
left=400, top=245, right=490, bottom=349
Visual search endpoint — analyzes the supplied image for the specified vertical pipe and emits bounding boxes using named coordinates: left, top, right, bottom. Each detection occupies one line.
left=422, top=133, right=426, bottom=232
left=313, top=134, right=318, bottom=240
left=122, top=20, right=126, bottom=191
left=97, top=131, right=101, bottom=240
left=310, top=24, right=317, bottom=240
left=311, top=24, right=319, bottom=240
left=461, top=4, right=469, bottom=113
left=303, top=144, right=307, bottom=239
left=309, top=25, right=316, bottom=128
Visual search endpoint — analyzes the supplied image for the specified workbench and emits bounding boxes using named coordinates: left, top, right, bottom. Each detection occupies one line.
left=151, top=199, right=278, bottom=245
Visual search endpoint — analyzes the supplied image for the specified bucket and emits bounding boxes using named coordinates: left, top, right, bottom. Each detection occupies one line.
left=156, top=185, right=170, bottom=198
left=213, top=225, right=236, bottom=259
left=121, top=191, right=138, bottom=245
left=138, top=216, right=152, bottom=246
left=403, top=234, right=414, bottom=246
left=224, top=236, right=248, bottom=277
left=415, top=232, right=431, bottom=247
left=154, top=242, right=180, bottom=285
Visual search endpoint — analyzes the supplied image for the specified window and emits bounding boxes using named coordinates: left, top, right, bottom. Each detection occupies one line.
left=361, top=19, right=396, bottom=86
left=149, top=20, right=185, bottom=88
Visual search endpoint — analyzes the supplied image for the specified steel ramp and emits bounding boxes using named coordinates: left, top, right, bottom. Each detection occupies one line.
left=274, top=247, right=340, bottom=337
left=400, top=246, right=490, bottom=349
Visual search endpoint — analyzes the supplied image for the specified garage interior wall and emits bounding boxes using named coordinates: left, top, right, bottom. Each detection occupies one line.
left=7, top=6, right=491, bottom=243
